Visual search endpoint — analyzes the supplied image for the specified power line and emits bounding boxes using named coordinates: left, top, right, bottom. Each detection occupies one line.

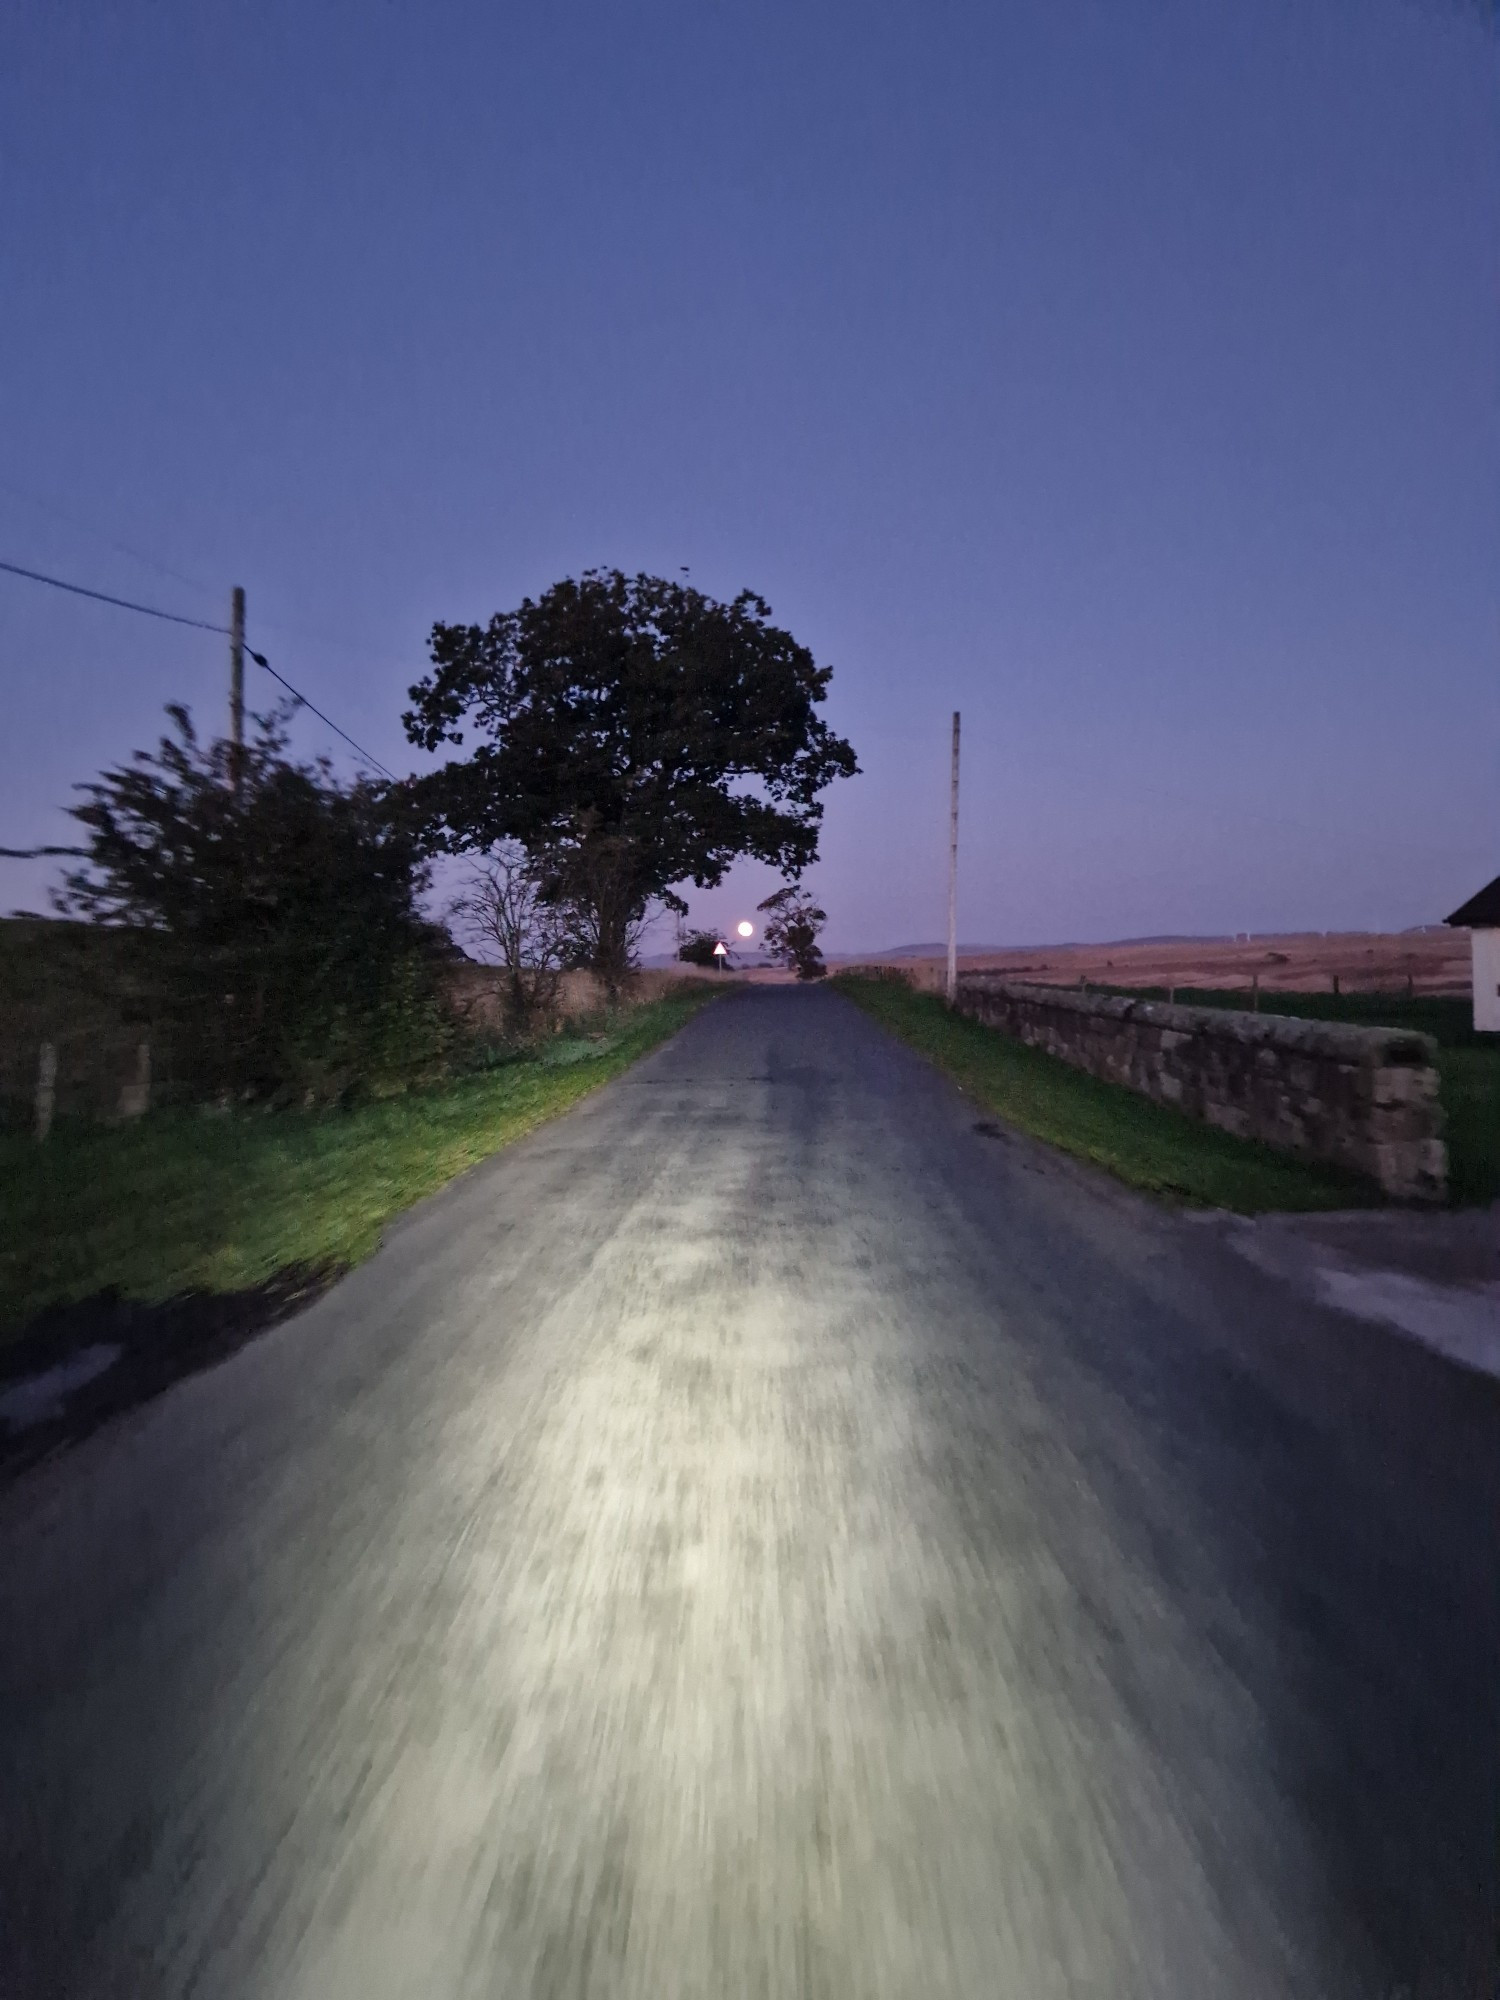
left=0, top=481, right=412, bottom=669
left=0, top=557, right=230, bottom=633
left=0, top=553, right=401, bottom=783
left=244, top=647, right=397, bottom=782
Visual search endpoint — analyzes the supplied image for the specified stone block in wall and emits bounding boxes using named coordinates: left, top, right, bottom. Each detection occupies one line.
left=1371, top=1064, right=1437, bottom=1110
left=1204, top=1101, right=1251, bottom=1139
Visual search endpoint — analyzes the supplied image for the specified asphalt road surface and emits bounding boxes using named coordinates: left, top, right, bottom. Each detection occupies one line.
left=2, top=986, right=1496, bottom=1999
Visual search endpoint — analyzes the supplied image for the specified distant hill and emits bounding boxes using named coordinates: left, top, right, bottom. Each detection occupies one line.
left=837, top=942, right=1011, bottom=960
left=651, top=927, right=1450, bottom=969
left=843, top=935, right=1236, bottom=960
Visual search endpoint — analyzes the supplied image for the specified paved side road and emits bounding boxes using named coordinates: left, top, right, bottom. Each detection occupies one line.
left=0, top=987, right=1495, bottom=1999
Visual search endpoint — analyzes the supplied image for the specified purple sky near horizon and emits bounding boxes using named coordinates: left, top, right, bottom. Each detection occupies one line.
left=1, top=0, right=1496, bottom=956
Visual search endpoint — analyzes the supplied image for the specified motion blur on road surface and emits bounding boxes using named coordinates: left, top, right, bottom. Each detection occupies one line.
left=1, top=987, right=1495, bottom=1998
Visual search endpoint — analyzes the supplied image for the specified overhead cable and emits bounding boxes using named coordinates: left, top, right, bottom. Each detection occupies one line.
left=245, top=648, right=397, bottom=781
left=0, top=554, right=401, bottom=783
left=0, top=557, right=231, bottom=633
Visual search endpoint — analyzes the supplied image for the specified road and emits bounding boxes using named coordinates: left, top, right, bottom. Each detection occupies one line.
left=1, top=986, right=1496, bottom=1999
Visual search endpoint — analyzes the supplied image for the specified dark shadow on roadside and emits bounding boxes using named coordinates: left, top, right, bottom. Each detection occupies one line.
left=0, top=1265, right=343, bottom=1482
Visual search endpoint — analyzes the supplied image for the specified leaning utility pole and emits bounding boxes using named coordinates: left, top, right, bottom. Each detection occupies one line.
left=946, top=709, right=961, bottom=1004
left=229, top=585, right=246, bottom=795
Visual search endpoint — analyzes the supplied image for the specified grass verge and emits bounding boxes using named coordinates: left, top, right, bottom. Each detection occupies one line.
left=1, top=984, right=718, bottom=1341
left=1425, top=1048, right=1499, bottom=1209
left=833, top=975, right=1379, bottom=1213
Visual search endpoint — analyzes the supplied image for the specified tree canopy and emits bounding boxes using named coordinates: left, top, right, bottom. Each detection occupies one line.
left=401, top=570, right=858, bottom=983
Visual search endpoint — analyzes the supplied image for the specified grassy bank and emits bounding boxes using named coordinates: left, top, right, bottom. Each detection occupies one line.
left=1432, top=1049, right=1500, bottom=1207
left=833, top=975, right=1378, bottom=1213
left=1, top=985, right=717, bottom=1339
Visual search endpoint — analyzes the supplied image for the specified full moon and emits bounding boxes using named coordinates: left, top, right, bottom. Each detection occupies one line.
left=736, top=920, right=755, bottom=939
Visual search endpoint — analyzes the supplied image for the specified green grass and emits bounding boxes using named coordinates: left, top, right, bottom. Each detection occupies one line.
left=833, top=975, right=1380, bottom=1214
left=1429, top=1048, right=1500, bottom=1208
left=1100, top=986, right=1500, bottom=1208
left=0, top=986, right=718, bottom=1338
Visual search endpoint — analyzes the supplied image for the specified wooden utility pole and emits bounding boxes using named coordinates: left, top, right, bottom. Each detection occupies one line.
left=229, top=585, right=246, bottom=794
left=946, top=710, right=961, bottom=1004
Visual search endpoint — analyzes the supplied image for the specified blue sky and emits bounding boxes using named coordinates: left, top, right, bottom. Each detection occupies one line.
left=1, top=0, right=1495, bottom=952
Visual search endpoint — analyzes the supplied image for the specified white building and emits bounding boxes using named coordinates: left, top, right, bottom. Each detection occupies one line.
left=1445, top=875, right=1500, bottom=1033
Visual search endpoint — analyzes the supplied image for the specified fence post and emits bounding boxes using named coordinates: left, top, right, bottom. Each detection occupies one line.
left=35, top=1041, right=57, bottom=1142
left=119, top=1041, right=151, bottom=1120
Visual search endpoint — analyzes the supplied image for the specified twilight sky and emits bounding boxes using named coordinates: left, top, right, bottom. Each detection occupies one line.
left=1, top=0, right=1496, bottom=954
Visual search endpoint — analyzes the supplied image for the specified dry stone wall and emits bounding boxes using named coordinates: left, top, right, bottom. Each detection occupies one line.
left=954, top=978, right=1446, bottom=1202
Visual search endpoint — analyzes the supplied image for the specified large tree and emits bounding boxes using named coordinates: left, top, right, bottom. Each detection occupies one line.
left=401, top=570, right=859, bottom=986
left=758, top=883, right=828, bottom=981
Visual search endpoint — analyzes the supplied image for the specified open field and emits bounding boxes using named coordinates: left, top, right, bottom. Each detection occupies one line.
left=0, top=985, right=719, bottom=1340
left=842, top=927, right=1469, bottom=999
left=833, top=975, right=1376, bottom=1213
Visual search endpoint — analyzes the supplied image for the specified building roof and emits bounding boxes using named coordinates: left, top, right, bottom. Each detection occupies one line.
left=1444, top=873, right=1500, bottom=928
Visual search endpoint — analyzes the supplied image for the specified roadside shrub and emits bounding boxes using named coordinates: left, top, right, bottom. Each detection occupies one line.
left=58, top=704, right=453, bottom=1105
left=677, top=928, right=723, bottom=967
left=447, top=844, right=566, bottom=1042
left=840, top=963, right=914, bottom=986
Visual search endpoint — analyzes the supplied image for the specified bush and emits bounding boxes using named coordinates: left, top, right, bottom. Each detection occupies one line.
left=58, top=705, right=452, bottom=1105
left=447, top=845, right=566, bottom=1041
left=677, top=928, right=724, bottom=967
